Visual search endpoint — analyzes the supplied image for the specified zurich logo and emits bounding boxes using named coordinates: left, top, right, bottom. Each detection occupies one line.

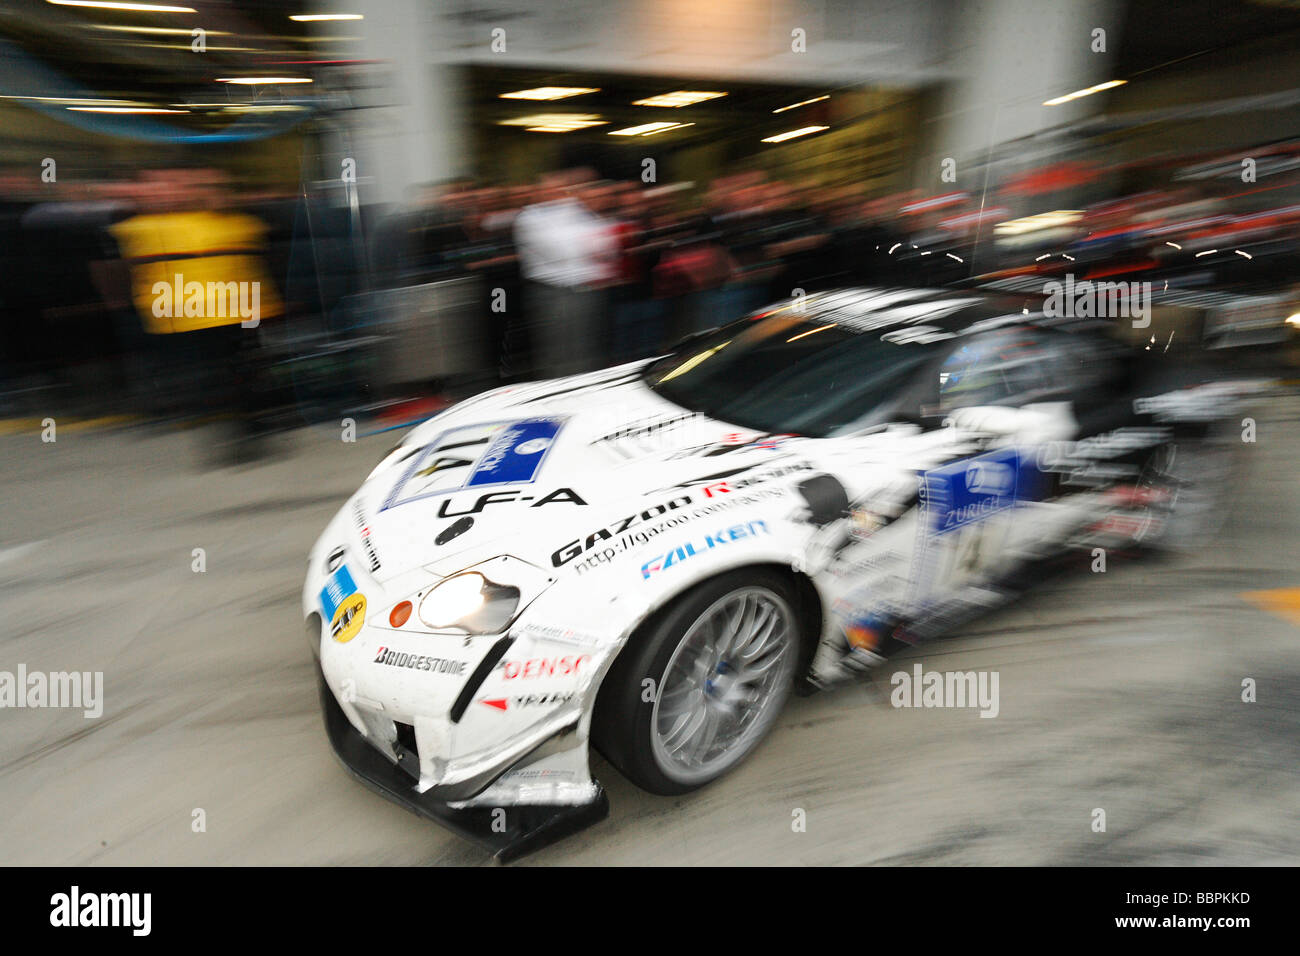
left=966, top=461, right=1014, bottom=496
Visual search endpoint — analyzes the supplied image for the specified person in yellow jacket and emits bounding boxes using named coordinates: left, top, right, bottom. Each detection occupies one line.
left=109, top=169, right=282, bottom=459
left=109, top=169, right=282, bottom=334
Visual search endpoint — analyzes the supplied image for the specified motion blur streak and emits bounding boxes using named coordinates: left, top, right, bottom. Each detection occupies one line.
left=0, top=0, right=1297, bottom=865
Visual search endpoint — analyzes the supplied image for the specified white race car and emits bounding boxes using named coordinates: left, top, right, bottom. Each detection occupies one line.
left=303, top=288, right=1247, bottom=859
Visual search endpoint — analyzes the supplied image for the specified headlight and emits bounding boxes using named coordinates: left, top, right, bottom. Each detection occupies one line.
left=417, top=572, right=520, bottom=634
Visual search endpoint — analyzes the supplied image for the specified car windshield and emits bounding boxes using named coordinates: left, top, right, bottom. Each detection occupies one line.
left=644, top=312, right=945, bottom=437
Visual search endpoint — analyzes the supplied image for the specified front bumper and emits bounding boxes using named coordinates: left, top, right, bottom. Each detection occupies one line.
left=317, top=669, right=608, bottom=862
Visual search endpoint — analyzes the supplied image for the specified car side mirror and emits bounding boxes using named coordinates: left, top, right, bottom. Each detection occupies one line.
left=796, top=474, right=850, bottom=528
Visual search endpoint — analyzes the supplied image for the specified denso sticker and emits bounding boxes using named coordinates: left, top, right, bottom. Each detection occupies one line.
left=501, top=655, right=590, bottom=680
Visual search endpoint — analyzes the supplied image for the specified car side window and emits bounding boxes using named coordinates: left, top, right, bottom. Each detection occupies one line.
left=933, top=327, right=1109, bottom=414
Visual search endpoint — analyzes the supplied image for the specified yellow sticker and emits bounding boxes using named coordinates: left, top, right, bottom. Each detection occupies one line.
left=331, top=593, right=367, bottom=643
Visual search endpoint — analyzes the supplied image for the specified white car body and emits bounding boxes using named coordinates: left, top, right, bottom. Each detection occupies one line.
left=302, top=291, right=1256, bottom=855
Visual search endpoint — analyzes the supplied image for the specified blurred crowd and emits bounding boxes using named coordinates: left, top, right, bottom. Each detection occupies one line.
left=380, top=168, right=928, bottom=381
left=2, top=145, right=1299, bottom=453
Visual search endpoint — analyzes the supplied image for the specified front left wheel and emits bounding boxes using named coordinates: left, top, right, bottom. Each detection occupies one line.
left=592, top=569, right=803, bottom=795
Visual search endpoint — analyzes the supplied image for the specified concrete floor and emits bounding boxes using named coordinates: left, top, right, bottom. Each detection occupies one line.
left=1, top=398, right=1297, bottom=866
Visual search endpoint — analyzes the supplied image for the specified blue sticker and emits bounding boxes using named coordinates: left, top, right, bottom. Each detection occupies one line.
left=320, top=565, right=358, bottom=621
left=381, top=417, right=565, bottom=511
left=464, top=418, right=562, bottom=487
left=920, top=447, right=1040, bottom=536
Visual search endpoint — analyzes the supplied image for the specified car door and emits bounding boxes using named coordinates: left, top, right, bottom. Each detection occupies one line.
left=906, top=326, right=1085, bottom=623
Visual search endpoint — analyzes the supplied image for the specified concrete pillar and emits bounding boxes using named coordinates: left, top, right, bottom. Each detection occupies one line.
left=325, top=0, right=467, bottom=206
left=935, top=0, right=1120, bottom=167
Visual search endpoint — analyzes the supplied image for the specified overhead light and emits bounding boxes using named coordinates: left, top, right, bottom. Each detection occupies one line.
left=1165, top=241, right=1182, bottom=249
left=637, top=122, right=693, bottom=137
left=773, top=94, right=829, bottom=114
left=90, top=25, right=230, bottom=35
left=45, top=0, right=196, bottom=10
left=68, top=106, right=186, bottom=113
left=633, top=91, right=726, bottom=108
left=499, top=113, right=605, bottom=132
left=216, top=77, right=313, bottom=85
left=1285, top=312, right=1300, bottom=329
left=761, top=125, right=828, bottom=143
left=290, top=13, right=363, bottom=20
left=220, top=104, right=307, bottom=113
left=500, top=87, right=599, bottom=101
left=1194, top=249, right=1217, bottom=257
left=992, top=210, right=1083, bottom=236
left=1, top=96, right=138, bottom=106
left=1235, top=249, right=1253, bottom=259
left=609, top=122, right=693, bottom=136
left=1043, top=79, right=1126, bottom=106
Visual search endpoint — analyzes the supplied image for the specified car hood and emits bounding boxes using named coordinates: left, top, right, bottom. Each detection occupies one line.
left=344, top=363, right=807, bottom=582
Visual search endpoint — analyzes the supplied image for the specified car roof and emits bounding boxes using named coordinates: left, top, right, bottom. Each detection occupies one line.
left=775, top=287, right=1106, bottom=337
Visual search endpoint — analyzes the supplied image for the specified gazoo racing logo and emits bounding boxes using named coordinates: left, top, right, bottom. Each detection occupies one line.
left=641, top=521, right=769, bottom=579
left=551, top=495, right=693, bottom=567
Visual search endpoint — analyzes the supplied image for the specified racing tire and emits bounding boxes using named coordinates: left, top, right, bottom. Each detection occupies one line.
left=1135, top=421, right=1243, bottom=552
left=592, top=569, right=803, bottom=796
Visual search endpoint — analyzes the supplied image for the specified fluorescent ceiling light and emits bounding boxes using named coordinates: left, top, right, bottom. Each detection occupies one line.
left=761, top=125, right=828, bottom=143
left=1, top=96, right=138, bottom=106
left=500, top=87, right=599, bottom=101
left=637, top=122, right=693, bottom=137
left=290, top=13, right=363, bottom=20
left=1043, top=79, right=1126, bottom=106
left=992, top=210, right=1083, bottom=236
left=68, top=106, right=186, bottom=113
left=633, top=91, right=726, bottom=108
left=90, top=25, right=230, bottom=35
left=216, top=77, right=313, bottom=84
left=46, top=0, right=195, bottom=10
left=773, top=94, right=829, bottom=113
left=220, top=104, right=307, bottom=113
left=499, top=113, right=605, bottom=132
left=609, top=122, right=693, bottom=136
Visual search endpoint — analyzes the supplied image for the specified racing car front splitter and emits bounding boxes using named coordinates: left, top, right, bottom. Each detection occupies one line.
left=316, top=670, right=609, bottom=862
